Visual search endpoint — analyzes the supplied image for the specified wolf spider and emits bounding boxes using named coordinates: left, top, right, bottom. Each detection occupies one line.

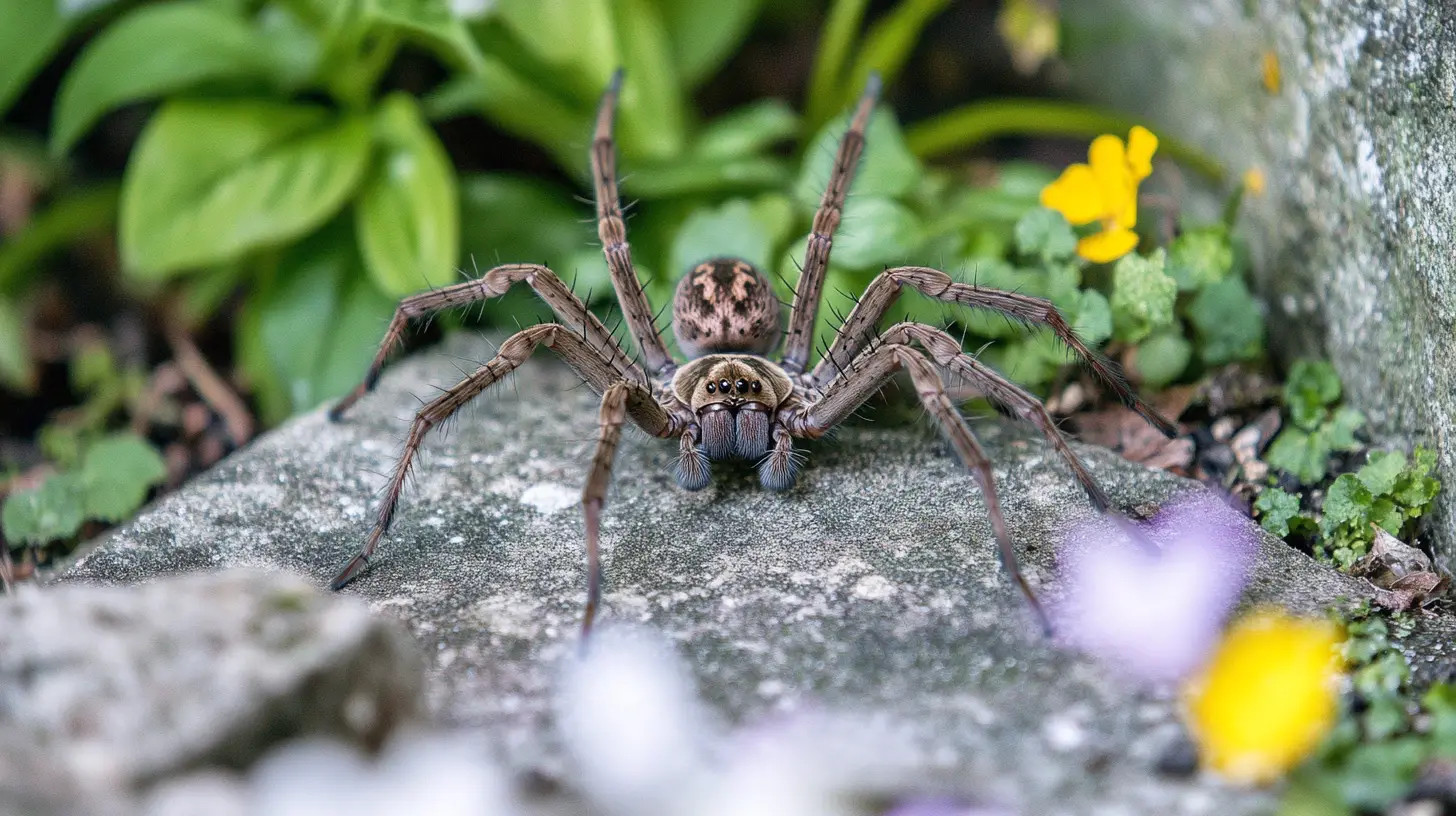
left=327, top=71, right=1176, bottom=636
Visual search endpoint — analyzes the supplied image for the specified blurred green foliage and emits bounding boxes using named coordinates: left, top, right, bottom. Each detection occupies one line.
left=1, top=0, right=1250, bottom=436
left=1266, top=360, right=1368, bottom=484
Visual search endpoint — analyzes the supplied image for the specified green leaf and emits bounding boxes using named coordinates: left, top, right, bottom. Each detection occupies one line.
left=1323, top=474, right=1374, bottom=533
left=355, top=94, right=459, bottom=296
left=79, top=433, right=167, bottom=523
left=693, top=99, right=800, bottom=159
left=654, top=0, right=766, bottom=87
left=0, top=184, right=120, bottom=295
left=121, top=100, right=372, bottom=278
left=1187, top=276, right=1264, bottom=365
left=623, top=155, right=790, bottom=199
left=1328, top=406, right=1366, bottom=451
left=1013, top=207, right=1076, bottom=263
left=257, top=223, right=346, bottom=413
left=1071, top=289, right=1113, bottom=347
left=832, top=196, right=920, bottom=269
left=796, top=107, right=921, bottom=207
left=610, top=0, right=687, bottom=160
left=840, top=0, right=952, bottom=114
left=1357, top=450, right=1408, bottom=496
left=308, top=271, right=397, bottom=403
left=52, top=3, right=311, bottom=154
left=0, top=0, right=67, bottom=117
left=748, top=193, right=797, bottom=259
left=1109, top=250, right=1176, bottom=343
left=495, top=0, right=618, bottom=98
left=2, top=473, right=85, bottom=546
left=1165, top=225, right=1234, bottom=291
left=671, top=200, right=772, bottom=275
left=1284, top=359, right=1342, bottom=430
left=0, top=296, right=34, bottom=393
left=368, top=0, right=485, bottom=73
left=805, top=0, right=870, bottom=130
left=458, top=174, right=587, bottom=271
left=1255, top=487, right=1302, bottom=537
left=424, top=62, right=588, bottom=172
left=1266, top=427, right=1332, bottom=485
left=1133, top=329, right=1191, bottom=389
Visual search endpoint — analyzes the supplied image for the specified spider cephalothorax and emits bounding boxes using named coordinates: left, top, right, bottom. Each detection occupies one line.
left=326, top=69, right=1176, bottom=637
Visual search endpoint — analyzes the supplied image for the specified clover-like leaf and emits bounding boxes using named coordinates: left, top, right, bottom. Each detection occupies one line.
left=1013, top=207, right=1076, bottom=264
left=2, top=473, right=85, bottom=546
left=1134, top=329, right=1192, bottom=389
left=1283, top=359, right=1342, bottom=431
left=1166, top=225, right=1234, bottom=291
left=1187, top=277, right=1264, bottom=365
left=80, top=433, right=167, bottom=523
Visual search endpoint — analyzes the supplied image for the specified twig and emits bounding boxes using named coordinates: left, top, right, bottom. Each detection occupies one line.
left=164, top=323, right=254, bottom=447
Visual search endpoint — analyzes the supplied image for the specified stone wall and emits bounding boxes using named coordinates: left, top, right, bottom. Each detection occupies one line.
left=1062, top=0, right=1456, bottom=566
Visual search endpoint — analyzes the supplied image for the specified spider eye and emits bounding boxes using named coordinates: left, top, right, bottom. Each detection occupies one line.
left=750, top=380, right=762, bottom=393
left=735, top=378, right=749, bottom=393
left=705, top=382, right=716, bottom=394
left=719, top=378, right=731, bottom=393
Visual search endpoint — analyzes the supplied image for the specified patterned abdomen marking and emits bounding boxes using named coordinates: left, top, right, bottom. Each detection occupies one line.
left=672, top=257, right=783, bottom=359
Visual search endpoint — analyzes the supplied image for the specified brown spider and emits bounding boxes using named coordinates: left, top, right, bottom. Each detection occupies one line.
left=327, top=70, right=1176, bottom=636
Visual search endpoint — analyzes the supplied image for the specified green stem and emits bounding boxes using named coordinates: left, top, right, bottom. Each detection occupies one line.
left=905, top=99, right=1225, bottom=183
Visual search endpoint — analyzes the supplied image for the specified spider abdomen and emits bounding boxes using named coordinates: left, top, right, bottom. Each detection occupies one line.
left=672, top=258, right=782, bottom=359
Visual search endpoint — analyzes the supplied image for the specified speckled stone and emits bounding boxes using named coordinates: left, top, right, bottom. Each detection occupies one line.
left=1062, top=0, right=1456, bottom=568
left=2, top=570, right=424, bottom=792
left=59, top=334, right=1383, bottom=815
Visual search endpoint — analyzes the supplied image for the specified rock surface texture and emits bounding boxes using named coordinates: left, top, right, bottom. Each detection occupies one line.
left=62, top=335, right=1376, bottom=815
left=0, top=569, right=424, bottom=802
left=1063, top=0, right=1456, bottom=566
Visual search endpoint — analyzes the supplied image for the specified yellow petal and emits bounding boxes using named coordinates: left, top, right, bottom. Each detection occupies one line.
left=1040, top=164, right=1105, bottom=225
left=1076, top=227, right=1139, bottom=263
left=1183, top=609, right=1343, bottom=785
left=1127, top=126, right=1158, bottom=180
left=1088, top=134, right=1131, bottom=195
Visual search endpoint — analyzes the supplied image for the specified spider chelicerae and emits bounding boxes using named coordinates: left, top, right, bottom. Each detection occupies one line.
left=326, top=70, right=1176, bottom=635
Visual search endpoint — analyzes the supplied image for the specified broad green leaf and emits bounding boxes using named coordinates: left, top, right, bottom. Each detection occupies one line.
left=52, top=3, right=311, bottom=154
left=795, top=107, right=921, bottom=207
left=840, top=0, right=952, bottom=112
left=370, top=0, right=485, bottom=73
left=984, top=335, right=1062, bottom=389
left=1109, top=249, right=1176, bottom=343
left=563, top=249, right=615, bottom=306
left=1071, top=288, right=1112, bottom=346
left=2, top=473, right=85, bottom=546
left=309, top=271, right=397, bottom=403
left=610, top=0, right=686, bottom=160
left=0, top=0, right=67, bottom=117
left=671, top=200, right=772, bottom=274
left=1133, top=329, right=1191, bottom=388
left=0, top=184, right=119, bottom=295
left=654, top=0, right=765, bottom=87
left=1013, top=207, right=1076, bottom=263
left=424, top=61, right=588, bottom=172
left=79, top=433, right=167, bottom=523
left=0, top=296, right=33, bottom=393
left=258, top=221, right=348, bottom=412
left=121, top=100, right=371, bottom=277
left=1266, top=427, right=1331, bottom=485
left=624, top=155, right=789, bottom=199
left=832, top=196, right=919, bottom=269
left=747, top=193, right=797, bottom=258
left=495, top=0, right=618, bottom=98
left=355, top=95, right=459, bottom=296
left=458, top=174, right=587, bottom=271
left=1187, top=276, right=1264, bottom=364
left=1322, top=473, right=1374, bottom=535
left=693, top=99, right=800, bottom=159
left=1327, top=405, right=1366, bottom=451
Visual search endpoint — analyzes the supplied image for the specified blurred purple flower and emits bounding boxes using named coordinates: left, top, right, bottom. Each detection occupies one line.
left=1053, top=491, right=1258, bottom=684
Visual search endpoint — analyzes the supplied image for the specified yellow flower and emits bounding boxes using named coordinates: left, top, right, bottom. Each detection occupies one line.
left=1242, top=168, right=1267, bottom=197
left=1039, top=126, right=1158, bottom=263
left=1182, top=608, right=1344, bottom=785
left=1261, top=50, right=1282, bottom=94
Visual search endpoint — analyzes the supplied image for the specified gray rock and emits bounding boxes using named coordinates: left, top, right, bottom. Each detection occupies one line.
left=60, top=334, right=1379, bottom=814
left=1061, top=0, right=1456, bottom=566
left=1, top=569, right=424, bottom=792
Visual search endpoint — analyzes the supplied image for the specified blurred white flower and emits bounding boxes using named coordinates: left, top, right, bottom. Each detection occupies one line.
left=1054, top=491, right=1257, bottom=684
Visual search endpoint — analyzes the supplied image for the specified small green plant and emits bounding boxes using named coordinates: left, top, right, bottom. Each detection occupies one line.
left=1, top=338, right=166, bottom=554
left=1281, top=606, right=1456, bottom=814
left=1257, top=447, right=1441, bottom=569
left=1265, top=360, right=1367, bottom=484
